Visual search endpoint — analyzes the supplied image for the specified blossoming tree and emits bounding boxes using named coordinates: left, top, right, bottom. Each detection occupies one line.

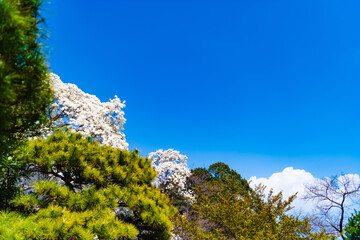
left=48, top=73, right=128, bottom=149
left=149, top=149, right=192, bottom=201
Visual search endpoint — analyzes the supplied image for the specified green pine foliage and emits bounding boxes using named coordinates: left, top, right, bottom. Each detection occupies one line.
left=0, top=0, right=53, bottom=208
left=0, top=211, right=38, bottom=239
left=345, top=210, right=360, bottom=239
left=0, top=130, right=176, bottom=239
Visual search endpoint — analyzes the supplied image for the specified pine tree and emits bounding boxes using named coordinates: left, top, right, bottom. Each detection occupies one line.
left=0, top=0, right=53, bottom=207
left=1, top=130, right=176, bottom=239
left=345, top=210, right=360, bottom=239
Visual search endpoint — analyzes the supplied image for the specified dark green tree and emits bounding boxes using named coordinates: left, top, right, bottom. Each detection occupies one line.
left=208, top=162, right=251, bottom=193
left=345, top=211, right=360, bottom=239
left=0, top=130, right=176, bottom=239
left=0, top=0, right=53, bottom=208
left=174, top=163, right=253, bottom=235
left=187, top=162, right=251, bottom=201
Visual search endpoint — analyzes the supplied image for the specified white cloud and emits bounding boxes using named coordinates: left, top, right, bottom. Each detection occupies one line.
left=250, top=167, right=360, bottom=217
left=249, top=167, right=331, bottom=214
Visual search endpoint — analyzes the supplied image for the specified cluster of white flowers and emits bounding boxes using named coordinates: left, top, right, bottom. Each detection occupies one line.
left=149, top=149, right=193, bottom=199
left=48, top=73, right=128, bottom=149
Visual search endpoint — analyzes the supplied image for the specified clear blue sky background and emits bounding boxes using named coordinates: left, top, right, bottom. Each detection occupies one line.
left=44, top=0, right=360, bottom=179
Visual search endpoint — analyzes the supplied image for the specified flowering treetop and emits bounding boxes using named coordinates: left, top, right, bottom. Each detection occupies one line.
left=48, top=73, right=128, bottom=149
left=149, top=149, right=192, bottom=199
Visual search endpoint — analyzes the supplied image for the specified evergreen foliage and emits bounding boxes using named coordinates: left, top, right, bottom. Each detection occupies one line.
left=0, top=0, right=53, bottom=208
left=187, top=162, right=251, bottom=202
left=0, top=130, right=176, bottom=239
left=207, top=162, right=251, bottom=193
left=174, top=164, right=332, bottom=240
left=345, top=210, right=360, bottom=239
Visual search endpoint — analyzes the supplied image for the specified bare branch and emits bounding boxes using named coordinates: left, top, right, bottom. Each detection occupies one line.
left=303, top=174, right=360, bottom=239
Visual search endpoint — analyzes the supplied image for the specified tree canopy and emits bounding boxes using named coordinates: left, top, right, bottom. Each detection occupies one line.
left=345, top=210, right=360, bottom=239
left=0, top=130, right=176, bottom=239
left=174, top=163, right=332, bottom=240
left=0, top=0, right=53, bottom=208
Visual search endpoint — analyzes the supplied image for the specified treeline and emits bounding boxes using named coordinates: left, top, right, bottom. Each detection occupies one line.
left=1, top=0, right=360, bottom=239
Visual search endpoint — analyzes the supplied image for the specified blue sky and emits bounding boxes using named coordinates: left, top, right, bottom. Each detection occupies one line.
left=44, top=0, right=360, bottom=179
